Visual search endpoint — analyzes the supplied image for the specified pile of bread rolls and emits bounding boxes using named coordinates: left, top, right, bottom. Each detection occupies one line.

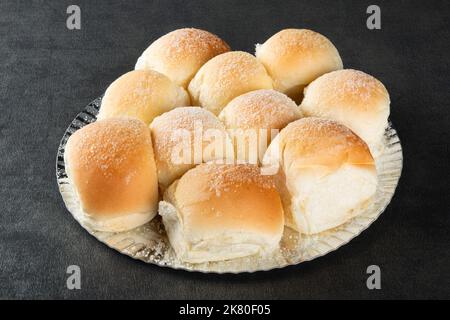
left=64, top=28, right=390, bottom=263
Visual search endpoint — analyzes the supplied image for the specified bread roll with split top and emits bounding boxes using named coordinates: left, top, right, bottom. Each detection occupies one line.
left=262, top=117, right=377, bottom=234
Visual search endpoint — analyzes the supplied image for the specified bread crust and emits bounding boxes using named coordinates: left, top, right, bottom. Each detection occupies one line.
left=98, top=70, right=190, bottom=125
left=150, top=107, right=234, bottom=189
left=135, top=28, right=230, bottom=88
left=256, top=29, right=343, bottom=101
left=160, top=164, right=285, bottom=262
left=300, top=69, right=390, bottom=156
left=188, top=51, right=273, bottom=115
left=64, top=118, right=159, bottom=228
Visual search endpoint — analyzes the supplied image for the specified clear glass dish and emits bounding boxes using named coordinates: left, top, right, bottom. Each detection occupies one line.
left=56, top=97, right=403, bottom=273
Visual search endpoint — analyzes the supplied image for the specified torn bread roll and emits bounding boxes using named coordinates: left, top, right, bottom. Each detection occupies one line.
left=97, top=70, right=190, bottom=125
left=300, top=69, right=390, bottom=157
left=188, top=51, right=273, bottom=115
left=135, top=28, right=230, bottom=88
left=255, top=29, right=343, bottom=103
left=262, top=117, right=377, bottom=234
left=150, top=107, right=234, bottom=189
left=159, top=163, right=284, bottom=263
left=218, top=89, right=301, bottom=164
left=64, top=118, right=159, bottom=232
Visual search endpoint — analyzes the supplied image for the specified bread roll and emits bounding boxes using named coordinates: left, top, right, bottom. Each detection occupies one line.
left=255, top=29, right=343, bottom=103
left=159, top=163, right=284, bottom=263
left=218, top=89, right=301, bottom=164
left=188, top=51, right=273, bottom=115
left=150, top=107, right=234, bottom=189
left=64, top=118, right=159, bottom=232
left=135, top=28, right=230, bottom=88
left=262, top=118, right=377, bottom=234
left=97, top=70, right=190, bottom=125
left=300, top=69, right=390, bottom=157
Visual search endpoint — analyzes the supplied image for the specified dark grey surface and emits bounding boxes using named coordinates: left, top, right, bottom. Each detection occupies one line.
left=0, top=0, right=449, bottom=299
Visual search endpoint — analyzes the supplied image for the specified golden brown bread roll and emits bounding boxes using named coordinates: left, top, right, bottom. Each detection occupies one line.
left=188, top=51, right=273, bottom=115
left=135, top=28, right=230, bottom=88
left=255, top=29, right=343, bottom=103
left=218, top=89, right=301, bottom=164
left=263, top=117, right=377, bottom=234
left=300, top=69, right=390, bottom=157
left=159, top=163, right=284, bottom=263
left=150, top=107, right=234, bottom=189
left=64, top=118, right=159, bottom=232
left=97, top=70, right=190, bottom=125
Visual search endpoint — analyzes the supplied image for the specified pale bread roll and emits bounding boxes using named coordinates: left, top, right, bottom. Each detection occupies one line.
left=97, top=70, right=190, bottom=125
left=188, top=51, right=273, bottom=115
left=135, top=28, right=230, bottom=88
left=159, top=163, right=284, bottom=263
left=255, top=29, right=343, bottom=102
left=300, top=69, right=390, bottom=157
left=150, top=107, right=234, bottom=189
left=64, top=118, right=159, bottom=232
left=262, top=117, right=377, bottom=234
left=218, top=89, right=301, bottom=164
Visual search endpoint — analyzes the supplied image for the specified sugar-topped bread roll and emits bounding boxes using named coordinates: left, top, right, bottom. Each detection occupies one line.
left=188, top=51, right=273, bottom=115
left=97, top=70, right=190, bottom=125
left=256, top=29, right=343, bottom=102
left=263, top=118, right=377, bottom=234
left=219, top=89, right=301, bottom=164
left=135, top=28, right=230, bottom=88
left=300, top=69, right=390, bottom=157
left=159, top=163, right=284, bottom=263
left=64, top=118, right=159, bottom=232
left=150, top=107, right=234, bottom=189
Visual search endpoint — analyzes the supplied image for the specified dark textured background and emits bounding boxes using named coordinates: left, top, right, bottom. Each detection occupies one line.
left=0, top=0, right=449, bottom=299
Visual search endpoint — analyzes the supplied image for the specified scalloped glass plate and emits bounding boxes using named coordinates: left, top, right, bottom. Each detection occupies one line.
left=56, top=97, right=403, bottom=273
